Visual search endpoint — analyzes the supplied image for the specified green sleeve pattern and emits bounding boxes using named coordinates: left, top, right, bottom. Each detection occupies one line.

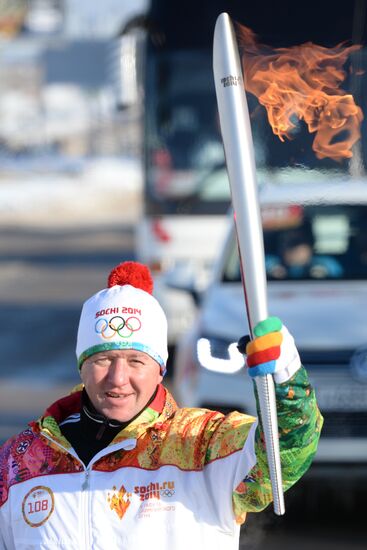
left=232, top=366, right=323, bottom=519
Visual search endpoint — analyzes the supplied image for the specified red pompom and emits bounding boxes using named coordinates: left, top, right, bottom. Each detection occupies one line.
left=107, top=261, right=154, bottom=294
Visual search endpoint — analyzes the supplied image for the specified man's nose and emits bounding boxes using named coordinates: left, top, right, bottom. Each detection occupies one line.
left=107, top=358, right=129, bottom=385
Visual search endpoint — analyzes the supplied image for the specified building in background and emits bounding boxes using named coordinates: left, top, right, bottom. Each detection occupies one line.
left=0, top=0, right=147, bottom=176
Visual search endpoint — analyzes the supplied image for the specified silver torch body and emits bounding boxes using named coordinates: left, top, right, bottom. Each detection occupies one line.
left=213, top=12, right=285, bottom=515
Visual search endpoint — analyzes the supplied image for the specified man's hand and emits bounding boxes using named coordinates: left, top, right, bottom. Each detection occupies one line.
left=237, top=316, right=301, bottom=383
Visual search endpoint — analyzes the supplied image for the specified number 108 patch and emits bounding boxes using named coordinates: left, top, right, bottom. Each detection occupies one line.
left=22, top=486, right=55, bottom=527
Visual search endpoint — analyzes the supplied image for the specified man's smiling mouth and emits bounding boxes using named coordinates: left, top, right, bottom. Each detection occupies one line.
left=105, top=391, right=132, bottom=399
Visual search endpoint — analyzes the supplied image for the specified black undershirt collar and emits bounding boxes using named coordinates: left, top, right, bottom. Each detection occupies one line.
left=60, top=388, right=158, bottom=466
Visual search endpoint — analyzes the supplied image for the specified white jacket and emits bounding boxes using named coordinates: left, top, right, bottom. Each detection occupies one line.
left=0, top=375, right=322, bottom=550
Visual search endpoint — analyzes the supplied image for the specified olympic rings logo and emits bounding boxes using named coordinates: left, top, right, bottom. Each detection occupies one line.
left=160, top=489, right=175, bottom=498
left=95, top=316, right=142, bottom=340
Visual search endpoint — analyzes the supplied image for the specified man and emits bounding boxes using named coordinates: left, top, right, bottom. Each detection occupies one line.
left=266, top=228, right=343, bottom=280
left=0, top=261, right=322, bottom=549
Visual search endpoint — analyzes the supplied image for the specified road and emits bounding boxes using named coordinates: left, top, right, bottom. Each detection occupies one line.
left=0, top=175, right=366, bottom=548
left=0, top=221, right=137, bottom=441
left=0, top=168, right=141, bottom=441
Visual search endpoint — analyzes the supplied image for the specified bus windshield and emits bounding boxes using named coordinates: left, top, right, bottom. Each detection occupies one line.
left=142, top=0, right=367, bottom=216
left=144, top=48, right=230, bottom=215
left=145, top=50, right=226, bottom=198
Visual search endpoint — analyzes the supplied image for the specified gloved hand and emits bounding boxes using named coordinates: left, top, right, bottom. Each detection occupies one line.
left=237, top=316, right=301, bottom=383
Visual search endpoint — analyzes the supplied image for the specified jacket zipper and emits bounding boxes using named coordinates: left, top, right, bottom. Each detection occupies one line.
left=82, top=468, right=90, bottom=490
left=81, top=467, right=92, bottom=549
left=41, top=432, right=91, bottom=549
left=40, top=431, right=137, bottom=548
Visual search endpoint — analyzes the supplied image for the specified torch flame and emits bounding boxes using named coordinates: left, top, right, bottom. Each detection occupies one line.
left=236, top=25, right=363, bottom=161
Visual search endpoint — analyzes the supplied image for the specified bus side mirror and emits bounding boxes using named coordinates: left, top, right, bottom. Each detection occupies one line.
left=111, top=32, right=144, bottom=110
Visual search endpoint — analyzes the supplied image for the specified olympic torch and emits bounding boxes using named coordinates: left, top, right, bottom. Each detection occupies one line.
left=213, top=12, right=285, bottom=515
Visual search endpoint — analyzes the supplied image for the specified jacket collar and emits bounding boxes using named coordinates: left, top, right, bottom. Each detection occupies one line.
left=32, top=383, right=177, bottom=449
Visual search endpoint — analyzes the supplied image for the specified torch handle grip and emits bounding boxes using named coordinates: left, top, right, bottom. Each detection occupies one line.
left=255, top=375, right=285, bottom=515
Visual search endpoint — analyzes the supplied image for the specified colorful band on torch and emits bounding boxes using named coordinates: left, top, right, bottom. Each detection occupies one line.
left=246, top=317, right=283, bottom=377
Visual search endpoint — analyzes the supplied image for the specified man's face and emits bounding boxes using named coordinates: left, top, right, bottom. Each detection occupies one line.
left=284, top=243, right=312, bottom=267
left=80, top=349, right=163, bottom=422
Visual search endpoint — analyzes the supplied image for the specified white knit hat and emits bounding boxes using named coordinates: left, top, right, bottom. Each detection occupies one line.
left=76, top=262, right=168, bottom=374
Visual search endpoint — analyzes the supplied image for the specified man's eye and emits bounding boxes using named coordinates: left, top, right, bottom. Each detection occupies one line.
left=95, top=358, right=111, bottom=366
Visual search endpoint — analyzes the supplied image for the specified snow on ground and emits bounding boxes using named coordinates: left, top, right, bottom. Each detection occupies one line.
left=0, top=156, right=142, bottom=226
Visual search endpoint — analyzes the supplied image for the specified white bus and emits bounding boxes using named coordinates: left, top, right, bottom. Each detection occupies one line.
left=115, top=0, right=366, bottom=354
